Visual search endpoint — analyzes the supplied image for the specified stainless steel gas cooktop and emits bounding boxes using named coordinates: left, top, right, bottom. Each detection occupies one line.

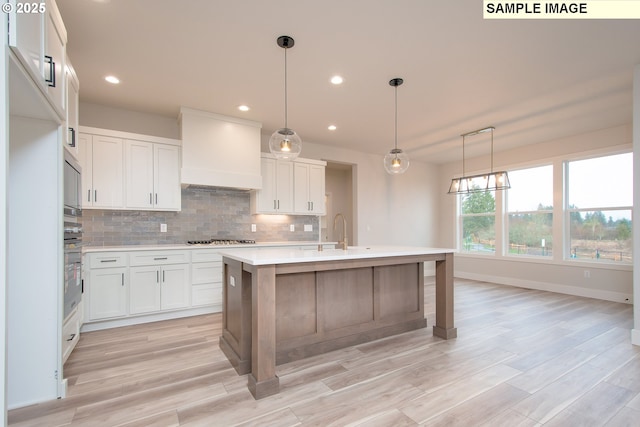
left=186, top=239, right=256, bottom=245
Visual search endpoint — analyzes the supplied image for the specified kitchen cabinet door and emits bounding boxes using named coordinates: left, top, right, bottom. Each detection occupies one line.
left=88, top=267, right=127, bottom=320
left=294, top=162, right=325, bottom=214
left=90, top=135, right=125, bottom=208
left=129, top=265, right=162, bottom=314
left=252, top=157, right=293, bottom=213
left=160, top=264, right=190, bottom=310
left=64, top=56, right=79, bottom=157
left=153, top=143, right=181, bottom=210
left=44, top=0, right=66, bottom=116
left=125, top=140, right=154, bottom=209
left=7, top=2, right=45, bottom=89
left=125, top=140, right=180, bottom=210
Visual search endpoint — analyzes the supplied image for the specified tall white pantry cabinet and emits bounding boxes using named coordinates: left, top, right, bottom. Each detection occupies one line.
left=5, top=0, right=79, bottom=410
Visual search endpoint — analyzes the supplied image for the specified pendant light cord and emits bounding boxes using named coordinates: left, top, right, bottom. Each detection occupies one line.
left=394, top=85, right=398, bottom=150
left=284, top=47, right=288, bottom=130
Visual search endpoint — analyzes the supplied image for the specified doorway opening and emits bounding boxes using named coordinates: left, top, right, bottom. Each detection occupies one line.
left=323, top=161, right=356, bottom=246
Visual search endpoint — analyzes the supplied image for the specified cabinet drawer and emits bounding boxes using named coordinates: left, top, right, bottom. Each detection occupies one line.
left=88, top=252, right=128, bottom=269
left=191, top=261, right=222, bottom=285
left=192, top=283, right=222, bottom=307
left=191, top=249, right=222, bottom=263
left=129, top=250, right=190, bottom=266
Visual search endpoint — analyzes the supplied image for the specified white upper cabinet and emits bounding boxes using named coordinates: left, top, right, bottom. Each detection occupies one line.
left=79, top=127, right=181, bottom=211
left=64, top=55, right=79, bottom=157
left=8, top=0, right=67, bottom=119
left=252, top=155, right=325, bottom=215
left=294, top=160, right=326, bottom=215
left=125, top=140, right=181, bottom=211
left=79, top=133, right=125, bottom=209
left=251, top=156, right=294, bottom=214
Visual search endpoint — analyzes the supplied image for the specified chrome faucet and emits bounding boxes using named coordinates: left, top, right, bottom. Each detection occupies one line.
left=333, top=213, right=348, bottom=250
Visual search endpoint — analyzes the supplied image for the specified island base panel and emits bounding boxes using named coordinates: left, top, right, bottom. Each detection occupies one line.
left=219, top=335, right=251, bottom=375
left=277, top=317, right=427, bottom=364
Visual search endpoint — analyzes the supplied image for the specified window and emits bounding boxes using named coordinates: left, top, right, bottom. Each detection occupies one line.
left=566, top=153, right=633, bottom=263
left=506, top=165, right=553, bottom=257
left=460, top=190, right=496, bottom=254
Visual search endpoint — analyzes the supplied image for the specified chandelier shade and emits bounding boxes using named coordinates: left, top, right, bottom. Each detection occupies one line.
left=447, top=126, right=510, bottom=194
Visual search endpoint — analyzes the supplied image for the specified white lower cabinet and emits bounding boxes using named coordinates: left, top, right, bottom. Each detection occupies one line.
left=83, top=244, right=335, bottom=329
left=129, top=264, right=189, bottom=314
left=191, top=249, right=223, bottom=307
left=61, top=300, right=82, bottom=364
left=88, top=266, right=127, bottom=320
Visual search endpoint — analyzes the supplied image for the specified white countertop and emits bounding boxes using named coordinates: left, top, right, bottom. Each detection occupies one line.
left=83, top=241, right=336, bottom=253
left=218, top=246, right=456, bottom=265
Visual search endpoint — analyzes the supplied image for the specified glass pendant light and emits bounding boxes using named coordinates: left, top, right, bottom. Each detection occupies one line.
left=384, top=78, right=410, bottom=174
left=269, top=35, right=302, bottom=160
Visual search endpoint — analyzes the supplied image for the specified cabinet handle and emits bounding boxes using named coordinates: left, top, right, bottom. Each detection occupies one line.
left=88, top=190, right=91, bottom=202
left=121, top=273, right=124, bottom=286
left=66, top=333, right=76, bottom=342
left=150, top=193, right=152, bottom=205
left=68, top=128, right=76, bottom=147
left=155, top=193, right=158, bottom=205
left=100, top=259, right=117, bottom=263
left=311, top=201, right=314, bottom=211
left=156, top=271, right=159, bottom=283
left=94, top=190, right=97, bottom=202
left=154, top=257, right=168, bottom=260
left=44, top=55, right=56, bottom=87
left=273, top=200, right=276, bottom=210
left=162, top=270, right=165, bottom=282
left=277, top=200, right=280, bottom=209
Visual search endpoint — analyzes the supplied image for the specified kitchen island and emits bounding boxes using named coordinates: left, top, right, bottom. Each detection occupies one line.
left=218, top=246, right=456, bottom=399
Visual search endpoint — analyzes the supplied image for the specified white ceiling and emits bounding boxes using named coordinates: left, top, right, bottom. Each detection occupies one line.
left=56, top=0, right=640, bottom=164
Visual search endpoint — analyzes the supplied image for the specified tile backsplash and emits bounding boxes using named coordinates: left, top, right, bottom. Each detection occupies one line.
left=82, top=187, right=322, bottom=247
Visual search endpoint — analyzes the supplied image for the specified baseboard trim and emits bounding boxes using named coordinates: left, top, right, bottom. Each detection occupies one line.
left=455, top=272, right=633, bottom=304
left=81, top=305, right=220, bottom=332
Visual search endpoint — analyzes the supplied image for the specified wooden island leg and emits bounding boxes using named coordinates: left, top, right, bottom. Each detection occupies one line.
left=433, top=252, right=457, bottom=339
left=247, top=264, right=280, bottom=399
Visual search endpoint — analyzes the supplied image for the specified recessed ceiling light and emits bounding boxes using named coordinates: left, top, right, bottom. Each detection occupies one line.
left=104, top=75, right=120, bottom=84
left=238, top=105, right=250, bottom=112
left=328, top=125, right=337, bottom=131
left=330, top=75, right=344, bottom=85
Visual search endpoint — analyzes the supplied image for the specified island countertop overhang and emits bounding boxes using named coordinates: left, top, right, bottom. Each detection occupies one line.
left=217, top=245, right=456, bottom=266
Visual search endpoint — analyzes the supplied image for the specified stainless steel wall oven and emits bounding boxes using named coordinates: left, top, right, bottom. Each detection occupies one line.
left=63, top=150, right=83, bottom=320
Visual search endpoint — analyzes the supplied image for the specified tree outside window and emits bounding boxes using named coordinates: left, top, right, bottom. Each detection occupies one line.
left=460, top=190, right=495, bottom=253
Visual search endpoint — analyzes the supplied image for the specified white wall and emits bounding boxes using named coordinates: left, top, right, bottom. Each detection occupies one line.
left=2, top=11, right=9, bottom=423
left=438, top=124, right=634, bottom=304
left=79, top=102, right=180, bottom=139
left=632, top=66, right=640, bottom=346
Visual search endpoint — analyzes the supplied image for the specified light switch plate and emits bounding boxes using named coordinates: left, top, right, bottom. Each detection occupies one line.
left=160, top=224, right=167, bottom=232
left=304, top=224, right=312, bottom=232
left=251, top=224, right=257, bottom=232
left=290, top=224, right=295, bottom=232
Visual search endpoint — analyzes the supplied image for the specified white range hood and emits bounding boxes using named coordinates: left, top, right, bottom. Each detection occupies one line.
left=179, top=107, right=262, bottom=190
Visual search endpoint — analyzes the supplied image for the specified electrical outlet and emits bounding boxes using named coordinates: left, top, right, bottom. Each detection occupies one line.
left=290, top=224, right=295, bottom=232
left=304, top=224, right=313, bottom=232
left=160, top=224, right=167, bottom=233
left=251, top=224, right=257, bottom=232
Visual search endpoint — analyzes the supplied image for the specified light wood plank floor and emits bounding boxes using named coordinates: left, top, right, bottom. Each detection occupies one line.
left=9, top=278, right=640, bottom=426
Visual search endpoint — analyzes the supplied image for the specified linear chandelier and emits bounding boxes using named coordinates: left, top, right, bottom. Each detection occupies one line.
left=447, top=126, right=511, bottom=194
